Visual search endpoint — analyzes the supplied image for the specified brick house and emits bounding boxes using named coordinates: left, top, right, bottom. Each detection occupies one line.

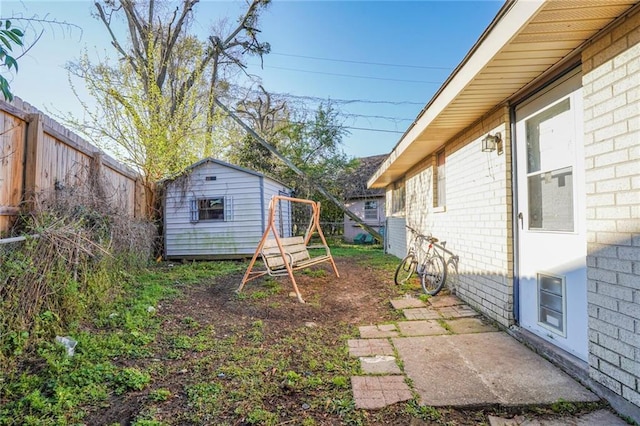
left=369, top=1, right=640, bottom=421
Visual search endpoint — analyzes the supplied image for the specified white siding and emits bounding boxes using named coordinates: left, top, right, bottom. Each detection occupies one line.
left=164, top=161, right=289, bottom=258
left=263, top=178, right=292, bottom=238
left=385, top=216, right=407, bottom=258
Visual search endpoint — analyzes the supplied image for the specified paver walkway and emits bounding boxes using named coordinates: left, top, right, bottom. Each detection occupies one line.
left=347, top=294, right=621, bottom=424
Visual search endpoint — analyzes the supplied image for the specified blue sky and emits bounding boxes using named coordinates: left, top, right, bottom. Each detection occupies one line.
left=3, top=0, right=503, bottom=158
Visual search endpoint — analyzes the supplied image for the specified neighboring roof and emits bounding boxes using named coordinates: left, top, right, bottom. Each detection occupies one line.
left=369, top=0, right=638, bottom=188
left=342, top=154, right=388, bottom=199
left=164, top=157, right=290, bottom=189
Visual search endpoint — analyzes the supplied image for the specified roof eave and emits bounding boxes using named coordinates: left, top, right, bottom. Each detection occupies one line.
left=368, top=0, right=546, bottom=189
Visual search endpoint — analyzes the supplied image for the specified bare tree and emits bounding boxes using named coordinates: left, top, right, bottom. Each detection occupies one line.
left=94, top=0, right=270, bottom=153
left=67, top=0, right=271, bottom=217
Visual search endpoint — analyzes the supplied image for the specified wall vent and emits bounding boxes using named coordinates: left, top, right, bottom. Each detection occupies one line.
left=537, top=272, right=566, bottom=336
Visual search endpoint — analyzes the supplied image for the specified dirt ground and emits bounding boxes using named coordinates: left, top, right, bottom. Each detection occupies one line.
left=84, top=257, right=604, bottom=425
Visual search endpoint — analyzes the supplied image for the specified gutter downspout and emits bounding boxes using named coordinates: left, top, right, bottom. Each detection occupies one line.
left=509, top=105, right=520, bottom=324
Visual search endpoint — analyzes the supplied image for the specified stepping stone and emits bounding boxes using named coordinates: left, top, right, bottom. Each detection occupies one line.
left=397, top=320, right=448, bottom=336
left=403, top=307, right=441, bottom=320
left=351, top=375, right=412, bottom=409
left=437, top=305, right=478, bottom=319
left=428, top=294, right=463, bottom=308
left=390, top=297, right=426, bottom=310
left=360, top=355, right=402, bottom=374
left=348, top=338, right=394, bottom=357
left=444, top=317, right=496, bottom=334
left=359, top=324, right=399, bottom=338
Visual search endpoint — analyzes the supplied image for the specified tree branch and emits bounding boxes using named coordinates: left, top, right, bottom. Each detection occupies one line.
left=94, top=2, right=139, bottom=75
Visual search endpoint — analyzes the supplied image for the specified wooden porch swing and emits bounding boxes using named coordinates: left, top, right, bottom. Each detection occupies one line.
left=237, top=195, right=340, bottom=303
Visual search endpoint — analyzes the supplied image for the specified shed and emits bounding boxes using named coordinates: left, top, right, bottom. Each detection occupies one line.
left=163, top=158, right=291, bottom=260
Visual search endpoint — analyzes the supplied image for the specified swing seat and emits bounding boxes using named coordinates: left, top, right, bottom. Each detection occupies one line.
left=237, top=195, right=340, bottom=303
left=261, top=236, right=332, bottom=275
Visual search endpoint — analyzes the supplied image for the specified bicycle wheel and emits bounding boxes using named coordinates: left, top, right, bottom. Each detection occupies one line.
left=394, top=254, right=417, bottom=286
left=421, top=254, right=447, bottom=296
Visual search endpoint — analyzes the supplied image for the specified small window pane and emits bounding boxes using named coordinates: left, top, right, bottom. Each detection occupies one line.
left=528, top=166, right=574, bottom=231
left=198, top=198, right=224, bottom=221
left=364, top=201, right=378, bottom=220
left=538, top=273, right=565, bottom=334
left=526, top=98, right=572, bottom=174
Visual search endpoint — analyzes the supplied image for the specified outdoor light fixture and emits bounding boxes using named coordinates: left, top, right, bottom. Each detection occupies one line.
left=482, top=132, right=503, bottom=155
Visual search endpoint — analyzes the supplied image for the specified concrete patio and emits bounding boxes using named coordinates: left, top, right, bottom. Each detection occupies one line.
left=348, top=294, right=627, bottom=425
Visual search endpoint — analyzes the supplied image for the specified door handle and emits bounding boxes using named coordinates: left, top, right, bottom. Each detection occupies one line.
left=518, top=212, right=524, bottom=230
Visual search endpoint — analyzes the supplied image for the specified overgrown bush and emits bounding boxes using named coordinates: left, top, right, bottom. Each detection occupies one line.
left=0, top=190, right=156, bottom=371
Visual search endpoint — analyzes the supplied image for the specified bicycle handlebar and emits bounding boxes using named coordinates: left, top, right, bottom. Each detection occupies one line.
left=405, top=225, right=459, bottom=260
left=405, top=225, right=438, bottom=244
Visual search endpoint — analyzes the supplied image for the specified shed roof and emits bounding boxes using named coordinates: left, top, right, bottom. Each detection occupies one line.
left=368, top=0, right=638, bottom=188
left=164, top=157, right=290, bottom=189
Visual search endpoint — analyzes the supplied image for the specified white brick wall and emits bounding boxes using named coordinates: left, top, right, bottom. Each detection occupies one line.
left=398, top=107, right=514, bottom=327
left=582, top=8, right=640, bottom=413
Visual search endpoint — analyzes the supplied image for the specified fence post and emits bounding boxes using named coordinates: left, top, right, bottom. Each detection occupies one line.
left=134, top=178, right=146, bottom=219
left=90, top=151, right=106, bottom=202
left=24, top=113, right=44, bottom=209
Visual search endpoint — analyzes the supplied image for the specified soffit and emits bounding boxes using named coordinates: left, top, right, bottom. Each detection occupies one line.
left=369, top=0, right=637, bottom=188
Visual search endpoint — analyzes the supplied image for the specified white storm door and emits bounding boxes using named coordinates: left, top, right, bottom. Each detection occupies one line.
left=515, top=71, right=588, bottom=361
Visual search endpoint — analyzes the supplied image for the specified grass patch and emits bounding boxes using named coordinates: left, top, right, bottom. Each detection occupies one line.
left=0, top=258, right=246, bottom=424
left=404, top=399, right=441, bottom=421
left=2, top=242, right=463, bottom=424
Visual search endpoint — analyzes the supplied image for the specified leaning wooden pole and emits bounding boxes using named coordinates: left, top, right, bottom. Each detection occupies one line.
left=215, top=98, right=383, bottom=242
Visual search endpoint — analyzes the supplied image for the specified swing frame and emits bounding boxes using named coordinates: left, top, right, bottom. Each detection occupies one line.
left=237, top=195, right=340, bottom=303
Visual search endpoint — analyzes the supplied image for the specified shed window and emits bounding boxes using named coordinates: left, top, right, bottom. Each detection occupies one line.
left=190, top=196, right=233, bottom=222
left=364, top=201, right=378, bottom=220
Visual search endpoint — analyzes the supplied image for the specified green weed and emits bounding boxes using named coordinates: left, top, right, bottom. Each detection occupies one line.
left=114, top=367, right=151, bottom=394
left=405, top=399, right=441, bottom=421
left=437, top=319, right=453, bottom=333
left=148, top=388, right=171, bottom=402
left=186, top=382, right=223, bottom=415
left=331, top=376, right=349, bottom=388
left=245, top=408, right=277, bottom=425
left=302, top=268, right=326, bottom=278
left=550, top=398, right=578, bottom=415
left=181, top=316, right=199, bottom=328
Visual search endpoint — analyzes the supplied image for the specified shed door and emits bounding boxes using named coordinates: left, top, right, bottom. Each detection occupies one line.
left=514, top=70, right=587, bottom=361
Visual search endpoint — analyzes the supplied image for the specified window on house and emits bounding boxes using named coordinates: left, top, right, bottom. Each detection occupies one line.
left=190, top=196, right=233, bottom=222
left=436, top=150, right=446, bottom=208
left=364, top=200, right=378, bottom=220
left=391, top=184, right=405, bottom=214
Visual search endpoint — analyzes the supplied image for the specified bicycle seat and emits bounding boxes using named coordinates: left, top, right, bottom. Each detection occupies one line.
left=428, top=236, right=439, bottom=244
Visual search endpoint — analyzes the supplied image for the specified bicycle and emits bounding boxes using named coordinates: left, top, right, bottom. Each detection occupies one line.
left=394, top=225, right=447, bottom=296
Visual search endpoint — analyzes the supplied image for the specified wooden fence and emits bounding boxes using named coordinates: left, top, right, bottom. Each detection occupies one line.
left=0, top=97, right=145, bottom=235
